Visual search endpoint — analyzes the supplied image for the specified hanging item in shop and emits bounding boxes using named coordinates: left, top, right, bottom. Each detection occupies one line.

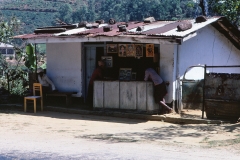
left=135, top=44, right=143, bottom=57
left=101, top=56, right=113, bottom=68
left=119, top=68, right=132, bottom=81
left=118, top=44, right=127, bottom=57
left=126, top=44, right=136, bottom=57
left=107, top=44, right=118, bottom=53
left=146, top=44, right=154, bottom=57
left=131, top=72, right=137, bottom=80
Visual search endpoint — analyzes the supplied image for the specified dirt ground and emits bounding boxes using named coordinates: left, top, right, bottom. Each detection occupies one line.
left=1, top=109, right=240, bottom=149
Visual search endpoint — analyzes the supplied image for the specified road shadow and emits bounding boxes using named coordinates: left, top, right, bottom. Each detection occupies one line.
left=2, top=104, right=240, bottom=146
left=77, top=123, right=240, bottom=144
left=0, top=104, right=148, bottom=124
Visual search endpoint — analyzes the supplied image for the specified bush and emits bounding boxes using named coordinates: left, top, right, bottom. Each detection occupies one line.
left=9, top=56, right=14, bottom=60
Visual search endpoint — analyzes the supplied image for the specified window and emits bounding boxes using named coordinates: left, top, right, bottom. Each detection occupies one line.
left=7, top=49, right=14, bottom=54
left=0, top=49, right=6, bottom=54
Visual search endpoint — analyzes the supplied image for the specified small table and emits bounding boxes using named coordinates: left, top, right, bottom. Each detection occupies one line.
left=46, top=92, right=74, bottom=106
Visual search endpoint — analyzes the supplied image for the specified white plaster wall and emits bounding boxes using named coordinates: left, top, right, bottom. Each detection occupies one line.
left=179, top=25, right=240, bottom=79
left=160, top=45, right=175, bottom=103
left=46, top=43, right=82, bottom=96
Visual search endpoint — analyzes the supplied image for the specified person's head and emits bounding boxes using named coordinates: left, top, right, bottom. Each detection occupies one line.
left=98, top=60, right=105, bottom=68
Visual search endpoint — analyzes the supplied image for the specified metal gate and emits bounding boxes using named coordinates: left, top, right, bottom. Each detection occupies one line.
left=182, top=66, right=204, bottom=111
left=182, top=65, right=240, bottom=120
left=203, top=65, right=240, bottom=120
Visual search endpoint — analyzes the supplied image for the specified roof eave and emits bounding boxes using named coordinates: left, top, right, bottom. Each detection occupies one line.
left=26, top=35, right=183, bottom=45
left=212, top=17, right=240, bottom=50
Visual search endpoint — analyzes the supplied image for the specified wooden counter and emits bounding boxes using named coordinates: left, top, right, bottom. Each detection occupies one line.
left=93, top=81, right=158, bottom=112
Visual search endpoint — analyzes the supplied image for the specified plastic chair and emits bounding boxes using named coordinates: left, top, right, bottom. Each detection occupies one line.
left=24, top=83, right=43, bottom=113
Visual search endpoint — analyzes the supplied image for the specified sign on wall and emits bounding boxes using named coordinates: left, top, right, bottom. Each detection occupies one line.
left=118, top=44, right=127, bottom=57
left=119, top=68, right=132, bottom=81
left=101, top=56, right=113, bottom=68
left=107, top=44, right=118, bottom=53
left=146, top=44, right=154, bottom=57
left=135, top=44, right=143, bottom=57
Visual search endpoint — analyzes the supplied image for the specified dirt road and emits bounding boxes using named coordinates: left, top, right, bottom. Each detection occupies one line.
left=0, top=110, right=240, bottom=159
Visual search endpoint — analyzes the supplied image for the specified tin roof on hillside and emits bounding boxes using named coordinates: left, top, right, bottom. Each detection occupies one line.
left=14, top=16, right=240, bottom=50
left=0, top=43, right=14, bottom=48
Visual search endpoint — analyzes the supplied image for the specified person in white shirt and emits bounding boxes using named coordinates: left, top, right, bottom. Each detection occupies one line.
left=37, top=68, right=56, bottom=93
left=144, top=67, right=173, bottom=114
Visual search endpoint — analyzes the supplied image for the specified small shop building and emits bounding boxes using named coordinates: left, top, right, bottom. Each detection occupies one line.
left=0, top=43, right=15, bottom=58
left=14, top=16, right=240, bottom=114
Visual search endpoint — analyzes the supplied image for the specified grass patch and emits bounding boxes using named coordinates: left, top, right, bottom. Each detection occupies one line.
left=207, top=137, right=240, bottom=147
left=77, top=134, right=138, bottom=143
left=200, top=136, right=210, bottom=143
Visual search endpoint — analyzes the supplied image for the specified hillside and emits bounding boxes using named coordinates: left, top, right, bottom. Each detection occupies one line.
left=0, top=0, right=81, bottom=33
left=0, top=0, right=199, bottom=34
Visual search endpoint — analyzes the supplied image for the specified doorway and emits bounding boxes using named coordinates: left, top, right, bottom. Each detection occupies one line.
left=84, top=45, right=104, bottom=102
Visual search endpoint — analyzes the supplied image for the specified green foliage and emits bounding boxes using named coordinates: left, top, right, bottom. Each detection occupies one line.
left=0, top=54, right=28, bottom=96
left=72, top=4, right=88, bottom=22
left=9, top=74, right=28, bottom=96
left=209, top=0, right=240, bottom=26
left=0, top=16, right=20, bottom=43
left=0, top=15, right=30, bottom=98
left=0, top=0, right=238, bottom=36
left=25, top=44, right=36, bottom=71
left=56, top=3, right=73, bottom=24
left=36, top=44, right=46, bottom=56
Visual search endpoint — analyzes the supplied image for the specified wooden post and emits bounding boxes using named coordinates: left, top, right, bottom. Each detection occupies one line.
left=202, top=64, right=206, bottom=119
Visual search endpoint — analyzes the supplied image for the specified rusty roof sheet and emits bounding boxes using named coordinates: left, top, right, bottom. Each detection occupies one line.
left=13, top=33, right=53, bottom=39
left=161, top=18, right=221, bottom=37
left=96, top=22, right=144, bottom=37
left=13, top=17, right=240, bottom=50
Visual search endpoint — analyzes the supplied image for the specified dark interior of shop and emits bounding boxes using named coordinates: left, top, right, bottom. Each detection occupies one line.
left=95, top=43, right=159, bottom=81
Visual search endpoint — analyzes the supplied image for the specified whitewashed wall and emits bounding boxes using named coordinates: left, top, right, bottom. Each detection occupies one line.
left=178, top=25, right=240, bottom=79
left=46, top=42, right=82, bottom=96
left=159, top=45, right=175, bottom=103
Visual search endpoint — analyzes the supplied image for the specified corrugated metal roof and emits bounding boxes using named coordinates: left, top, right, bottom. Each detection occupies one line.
left=13, top=33, right=53, bottom=39
left=0, top=43, right=13, bottom=48
left=161, top=18, right=220, bottom=37
left=15, top=17, right=221, bottom=39
left=14, top=17, right=240, bottom=49
left=128, top=21, right=174, bottom=33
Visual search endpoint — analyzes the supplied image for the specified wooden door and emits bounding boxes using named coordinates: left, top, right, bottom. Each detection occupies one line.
left=84, top=46, right=96, bottom=100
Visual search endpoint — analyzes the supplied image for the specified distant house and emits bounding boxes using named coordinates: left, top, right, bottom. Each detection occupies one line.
left=0, top=43, right=15, bottom=58
left=14, top=16, right=240, bottom=113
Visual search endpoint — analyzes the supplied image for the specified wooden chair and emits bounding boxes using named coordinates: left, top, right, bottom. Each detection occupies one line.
left=24, top=83, right=43, bottom=113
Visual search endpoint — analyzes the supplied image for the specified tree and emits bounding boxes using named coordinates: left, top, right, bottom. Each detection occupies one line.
left=56, top=3, right=73, bottom=24
left=87, top=0, right=96, bottom=22
left=208, top=0, right=240, bottom=27
left=0, top=16, right=29, bottom=97
left=0, top=16, right=20, bottom=44
left=72, top=5, right=88, bottom=22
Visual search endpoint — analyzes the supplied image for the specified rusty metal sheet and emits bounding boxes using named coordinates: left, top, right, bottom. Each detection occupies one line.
left=205, top=99, right=240, bottom=120
left=205, top=73, right=240, bottom=101
left=13, top=33, right=53, bottom=39
left=204, top=73, right=240, bottom=120
left=74, top=21, right=145, bottom=37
